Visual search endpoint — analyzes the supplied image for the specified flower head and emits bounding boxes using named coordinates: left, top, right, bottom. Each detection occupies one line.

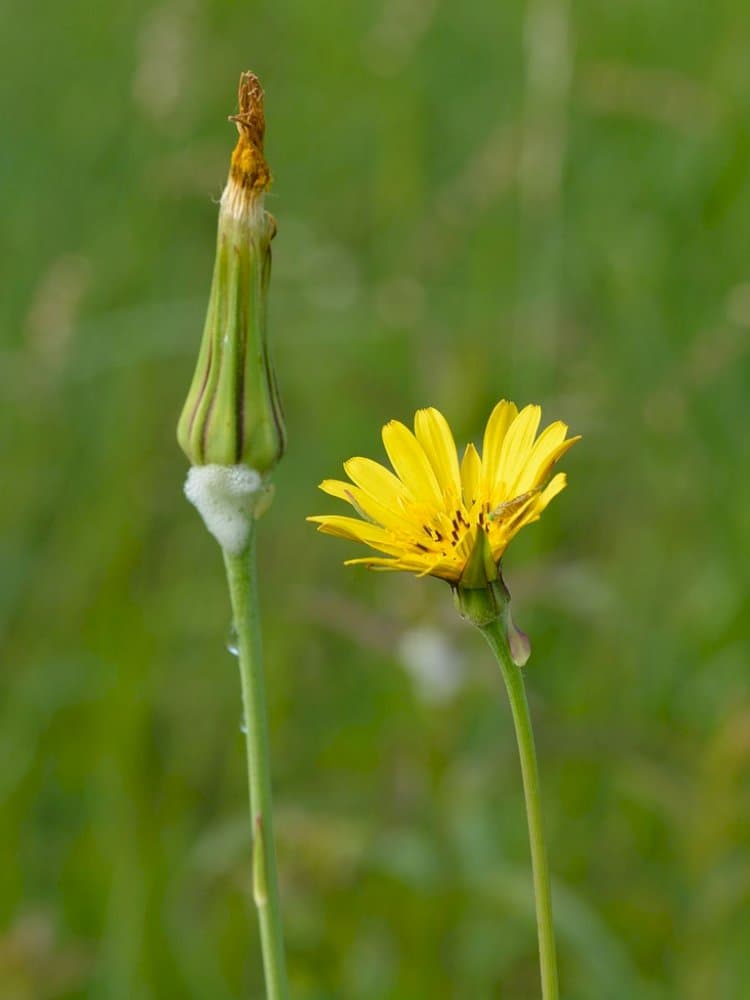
left=177, top=71, right=285, bottom=473
left=308, top=402, right=579, bottom=585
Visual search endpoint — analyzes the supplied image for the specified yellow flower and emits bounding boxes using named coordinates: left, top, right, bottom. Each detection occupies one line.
left=308, top=402, right=580, bottom=584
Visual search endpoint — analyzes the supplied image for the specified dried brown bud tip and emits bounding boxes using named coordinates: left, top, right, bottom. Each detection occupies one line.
left=227, top=71, right=271, bottom=194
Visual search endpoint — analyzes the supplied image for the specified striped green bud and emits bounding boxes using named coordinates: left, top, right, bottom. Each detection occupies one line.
left=177, top=72, right=285, bottom=471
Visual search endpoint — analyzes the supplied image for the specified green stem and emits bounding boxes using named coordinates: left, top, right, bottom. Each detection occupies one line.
left=223, top=525, right=290, bottom=1000
left=481, top=620, right=559, bottom=1000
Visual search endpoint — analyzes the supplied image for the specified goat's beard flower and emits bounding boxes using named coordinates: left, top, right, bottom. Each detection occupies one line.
left=311, top=401, right=576, bottom=977
left=308, top=402, right=579, bottom=588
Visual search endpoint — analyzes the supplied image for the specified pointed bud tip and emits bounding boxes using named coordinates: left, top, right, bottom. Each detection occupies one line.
left=227, top=70, right=271, bottom=195
left=459, top=530, right=498, bottom=590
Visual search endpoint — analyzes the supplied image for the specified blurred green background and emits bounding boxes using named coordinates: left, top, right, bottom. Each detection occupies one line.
left=2, top=0, right=749, bottom=997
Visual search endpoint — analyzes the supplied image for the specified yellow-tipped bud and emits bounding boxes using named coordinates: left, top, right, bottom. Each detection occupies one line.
left=177, top=72, right=285, bottom=471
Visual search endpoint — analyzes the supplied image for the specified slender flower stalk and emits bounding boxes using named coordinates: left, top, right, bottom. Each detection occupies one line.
left=308, top=402, right=579, bottom=997
left=178, top=72, right=289, bottom=999
left=482, top=613, right=558, bottom=999
left=223, top=528, right=289, bottom=1000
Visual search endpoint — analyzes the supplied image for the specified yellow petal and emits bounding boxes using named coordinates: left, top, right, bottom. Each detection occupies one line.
left=344, top=554, right=427, bottom=572
left=343, top=456, right=409, bottom=507
left=345, top=552, right=461, bottom=582
left=488, top=472, right=569, bottom=559
left=538, top=471, right=567, bottom=507
left=381, top=420, right=442, bottom=505
left=319, top=478, right=362, bottom=505
left=319, top=479, right=409, bottom=530
left=488, top=491, right=542, bottom=559
left=460, top=442, right=482, bottom=507
left=482, top=400, right=518, bottom=484
left=506, top=421, right=566, bottom=493
left=343, top=556, right=403, bottom=571
left=508, top=422, right=577, bottom=495
left=534, top=435, right=580, bottom=487
left=414, top=407, right=461, bottom=496
left=493, top=404, right=542, bottom=501
left=306, top=514, right=401, bottom=554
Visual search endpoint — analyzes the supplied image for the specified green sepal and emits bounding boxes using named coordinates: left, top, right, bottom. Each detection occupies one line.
left=452, top=531, right=531, bottom=665
left=459, top=528, right=498, bottom=590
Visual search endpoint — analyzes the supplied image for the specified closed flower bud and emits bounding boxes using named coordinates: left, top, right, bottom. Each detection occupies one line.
left=177, top=72, right=285, bottom=472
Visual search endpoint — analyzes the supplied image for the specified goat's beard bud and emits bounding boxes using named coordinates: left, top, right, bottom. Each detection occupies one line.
left=177, top=72, right=286, bottom=472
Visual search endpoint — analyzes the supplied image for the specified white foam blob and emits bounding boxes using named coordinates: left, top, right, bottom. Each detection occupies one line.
left=184, top=464, right=264, bottom=554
